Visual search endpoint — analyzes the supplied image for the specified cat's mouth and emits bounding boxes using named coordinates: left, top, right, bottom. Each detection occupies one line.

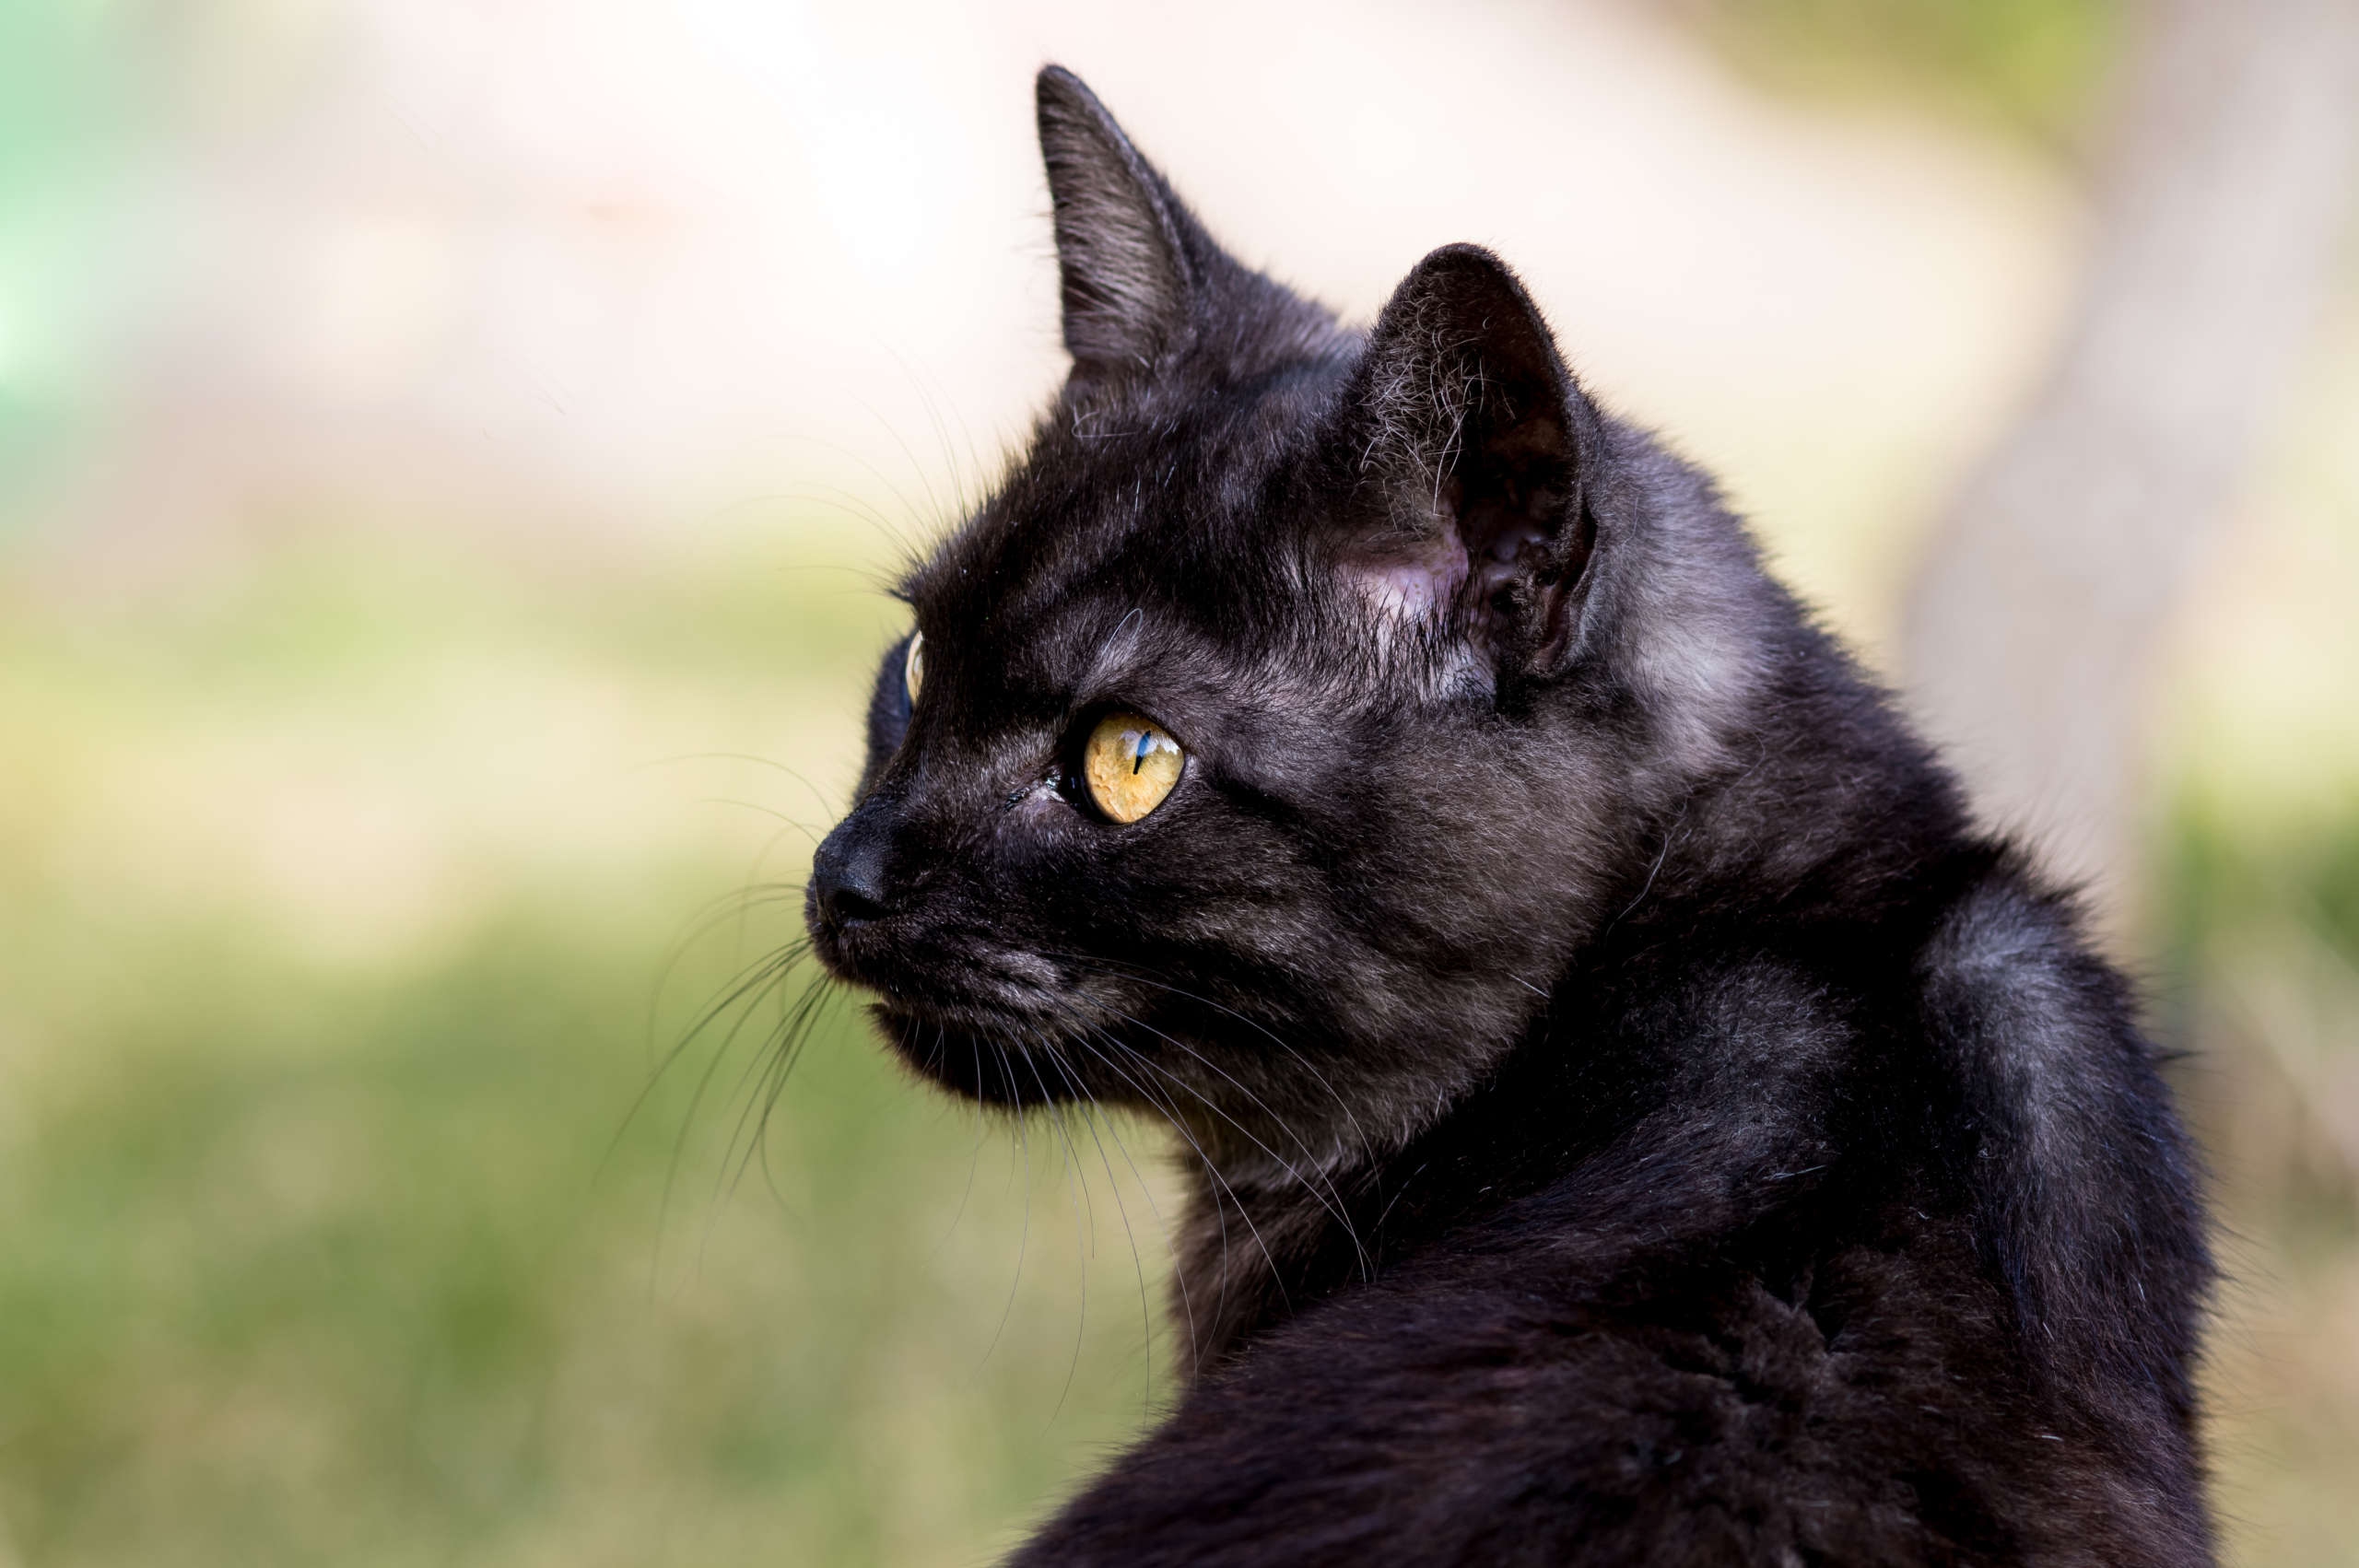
left=810, top=895, right=1086, bottom=1035
left=811, top=894, right=1391, bottom=1169
left=808, top=899, right=1199, bottom=1111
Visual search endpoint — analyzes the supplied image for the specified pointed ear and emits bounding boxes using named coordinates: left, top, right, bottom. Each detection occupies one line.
left=1036, top=65, right=1196, bottom=380
left=1343, top=244, right=1598, bottom=672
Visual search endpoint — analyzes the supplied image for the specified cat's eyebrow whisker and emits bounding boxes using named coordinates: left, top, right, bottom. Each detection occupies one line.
left=1086, top=606, right=1146, bottom=682
left=816, top=388, right=952, bottom=542
left=869, top=332, right=984, bottom=533
left=630, top=752, right=843, bottom=825
left=715, top=475, right=904, bottom=545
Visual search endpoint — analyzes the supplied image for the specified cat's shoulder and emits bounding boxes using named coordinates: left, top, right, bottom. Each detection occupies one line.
left=1017, top=1190, right=2202, bottom=1568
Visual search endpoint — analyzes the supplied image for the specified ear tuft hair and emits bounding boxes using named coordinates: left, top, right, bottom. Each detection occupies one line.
left=1343, top=244, right=1597, bottom=669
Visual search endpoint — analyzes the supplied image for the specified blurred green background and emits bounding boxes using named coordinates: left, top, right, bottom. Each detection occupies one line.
left=3, top=1, right=2357, bottom=1564
left=0, top=533, right=1174, bottom=1564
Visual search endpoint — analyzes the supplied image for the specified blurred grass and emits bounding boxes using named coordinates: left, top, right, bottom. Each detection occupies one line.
left=0, top=2, right=2353, bottom=1564
left=0, top=532, right=1180, bottom=1566
left=2161, top=802, right=2359, bottom=1568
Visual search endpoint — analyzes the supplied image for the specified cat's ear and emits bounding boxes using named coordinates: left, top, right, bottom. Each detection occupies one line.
left=1036, top=65, right=1197, bottom=380
left=1342, top=244, right=1598, bottom=672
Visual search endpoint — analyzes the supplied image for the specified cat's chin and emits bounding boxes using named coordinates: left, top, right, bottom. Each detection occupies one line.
left=866, top=1005, right=1094, bottom=1109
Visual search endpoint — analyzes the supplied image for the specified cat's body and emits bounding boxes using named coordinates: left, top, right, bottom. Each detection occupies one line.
left=805, top=68, right=2212, bottom=1566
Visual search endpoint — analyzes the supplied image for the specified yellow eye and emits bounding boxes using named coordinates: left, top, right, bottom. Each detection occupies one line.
left=1083, top=711, right=1184, bottom=824
left=903, top=632, right=924, bottom=705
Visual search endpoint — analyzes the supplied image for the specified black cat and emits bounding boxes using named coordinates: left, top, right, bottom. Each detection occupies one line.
left=804, top=66, right=2213, bottom=1567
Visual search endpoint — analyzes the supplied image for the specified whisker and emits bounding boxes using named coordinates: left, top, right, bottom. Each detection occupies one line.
left=604, top=929, right=802, bottom=1176
left=1032, top=1030, right=1163, bottom=1411
left=1036, top=998, right=1291, bottom=1341
left=688, top=797, right=824, bottom=851
left=1086, top=1032, right=1265, bottom=1364
left=722, top=976, right=844, bottom=1206
left=1027, top=1032, right=1097, bottom=1428
left=647, top=945, right=815, bottom=1294
left=691, top=968, right=840, bottom=1280
left=970, top=1035, right=1033, bottom=1388
left=1056, top=1029, right=1202, bottom=1379
left=932, top=1024, right=991, bottom=1260
left=1044, top=950, right=1370, bottom=1154
left=629, top=752, right=850, bottom=831
left=1055, top=991, right=1370, bottom=1280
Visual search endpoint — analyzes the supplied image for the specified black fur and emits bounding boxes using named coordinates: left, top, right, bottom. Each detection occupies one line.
left=804, top=66, right=2213, bottom=1566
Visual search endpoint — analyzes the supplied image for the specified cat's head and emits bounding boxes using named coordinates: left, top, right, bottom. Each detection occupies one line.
left=804, top=67, right=1773, bottom=1166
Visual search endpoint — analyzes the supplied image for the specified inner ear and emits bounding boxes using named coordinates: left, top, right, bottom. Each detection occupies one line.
left=1343, top=245, right=1595, bottom=667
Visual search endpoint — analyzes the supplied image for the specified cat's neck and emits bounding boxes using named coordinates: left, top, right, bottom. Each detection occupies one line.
left=1160, top=670, right=1978, bottom=1376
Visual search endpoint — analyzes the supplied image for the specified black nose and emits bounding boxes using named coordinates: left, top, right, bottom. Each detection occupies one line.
left=811, top=815, right=892, bottom=929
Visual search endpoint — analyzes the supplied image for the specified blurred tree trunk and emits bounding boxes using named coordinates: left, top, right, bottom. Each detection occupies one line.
left=1902, top=0, right=2359, bottom=934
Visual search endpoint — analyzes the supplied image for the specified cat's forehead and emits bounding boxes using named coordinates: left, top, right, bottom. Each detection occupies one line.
left=904, top=532, right=1273, bottom=713
left=907, top=374, right=1341, bottom=663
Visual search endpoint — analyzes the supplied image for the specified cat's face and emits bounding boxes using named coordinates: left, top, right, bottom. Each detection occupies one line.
left=804, top=69, right=1755, bottom=1164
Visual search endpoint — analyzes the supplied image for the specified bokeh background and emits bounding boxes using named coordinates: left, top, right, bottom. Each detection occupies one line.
left=3, top=0, right=2356, bottom=1562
